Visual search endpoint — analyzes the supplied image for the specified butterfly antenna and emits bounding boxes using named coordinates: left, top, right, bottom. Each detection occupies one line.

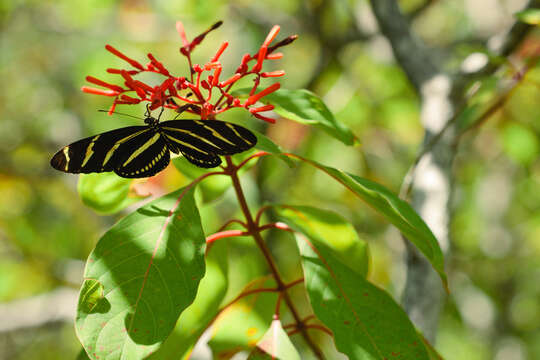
left=98, top=109, right=144, bottom=120
left=157, top=106, right=164, bottom=120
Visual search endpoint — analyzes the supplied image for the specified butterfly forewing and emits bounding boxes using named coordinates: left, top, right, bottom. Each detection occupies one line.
left=160, top=120, right=257, bottom=167
left=50, top=126, right=150, bottom=174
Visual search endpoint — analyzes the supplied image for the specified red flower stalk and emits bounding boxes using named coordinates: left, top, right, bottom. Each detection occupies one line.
left=81, top=21, right=297, bottom=123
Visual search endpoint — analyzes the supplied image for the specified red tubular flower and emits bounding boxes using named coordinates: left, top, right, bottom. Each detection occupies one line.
left=249, top=104, right=275, bottom=113
left=105, top=45, right=145, bottom=70
left=245, top=83, right=281, bottom=106
left=253, top=113, right=276, bottom=124
left=176, top=21, right=189, bottom=47
left=266, top=53, right=283, bottom=60
left=133, top=80, right=154, bottom=94
left=263, top=25, right=280, bottom=47
left=81, top=86, right=119, bottom=96
left=212, top=67, right=222, bottom=87
left=85, top=76, right=124, bottom=92
left=212, top=42, right=229, bottom=62
left=108, top=101, right=117, bottom=115
left=107, top=68, right=138, bottom=75
left=251, top=45, right=267, bottom=73
left=219, top=73, right=241, bottom=87
left=147, top=53, right=170, bottom=76
left=168, top=81, right=178, bottom=97
left=261, top=70, right=285, bottom=78
left=120, top=94, right=141, bottom=104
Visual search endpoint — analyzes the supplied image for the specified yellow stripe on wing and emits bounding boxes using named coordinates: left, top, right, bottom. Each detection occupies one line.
left=194, top=120, right=238, bottom=146
left=122, top=132, right=162, bottom=167
left=225, top=123, right=254, bottom=145
left=162, top=126, right=222, bottom=150
left=81, top=135, right=100, bottom=167
left=164, top=134, right=210, bottom=155
left=62, top=147, right=70, bottom=171
left=102, top=129, right=150, bottom=167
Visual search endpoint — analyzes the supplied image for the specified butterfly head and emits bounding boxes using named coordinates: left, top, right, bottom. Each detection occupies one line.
left=144, top=116, right=159, bottom=128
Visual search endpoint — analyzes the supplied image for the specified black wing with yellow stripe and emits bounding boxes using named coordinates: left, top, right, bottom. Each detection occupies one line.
left=160, top=120, right=257, bottom=168
left=50, top=119, right=257, bottom=178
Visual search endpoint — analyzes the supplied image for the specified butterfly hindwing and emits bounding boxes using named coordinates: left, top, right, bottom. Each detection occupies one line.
left=50, top=126, right=151, bottom=174
left=114, top=136, right=171, bottom=178
left=113, top=131, right=170, bottom=178
left=160, top=120, right=257, bottom=167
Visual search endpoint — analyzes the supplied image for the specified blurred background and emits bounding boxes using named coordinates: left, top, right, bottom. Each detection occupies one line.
left=1, top=0, right=539, bottom=359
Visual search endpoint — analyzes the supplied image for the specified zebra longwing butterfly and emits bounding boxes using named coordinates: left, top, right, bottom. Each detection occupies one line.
left=50, top=113, right=257, bottom=178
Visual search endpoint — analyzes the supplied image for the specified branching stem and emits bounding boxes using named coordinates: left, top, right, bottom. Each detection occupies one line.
left=224, top=155, right=325, bottom=359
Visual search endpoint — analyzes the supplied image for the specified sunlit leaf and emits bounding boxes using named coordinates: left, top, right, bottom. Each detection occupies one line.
left=78, top=172, right=146, bottom=214
left=288, top=155, right=447, bottom=288
left=75, top=186, right=206, bottom=360
left=233, top=88, right=357, bottom=145
left=150, top=240, right=229, bottom=359
left=262, top=89, right=358, bottom=146
left=515, top=9, right=540, bottom=25
left=247, top=318, right=301, bottom=360
left=275, top=205, right=369, bottom=277
left=208, top=278, right=278, bottom=358
left=294, top=232, right=430, bottom=359
left=253, top=130, right=295, bottom=167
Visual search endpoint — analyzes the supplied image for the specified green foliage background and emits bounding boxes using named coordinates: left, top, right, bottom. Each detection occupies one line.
left=1, top=0, right=539, bottom=359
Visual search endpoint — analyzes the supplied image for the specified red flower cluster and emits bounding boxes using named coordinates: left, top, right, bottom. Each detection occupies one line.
left=82, top=21, right=297, bottom=123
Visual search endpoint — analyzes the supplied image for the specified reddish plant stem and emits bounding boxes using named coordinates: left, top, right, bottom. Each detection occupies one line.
left=217, top=218, right=247, bottom=232
left=258, top=222, right=292, bottom=233
left=285, top=277, right=304, bottom=289
left=254, top=204, right=272, bottom=226
left=306, top=325, right=332, bottom=336
left=225, top=156, right=325, bottom=360
left=288, top=324, right=332, bottom=337
left=236, top=151, right=270, bottom=171
left=206, top=229, right=249, bottom=245
left=283, top=314, right=317, bottom=330
left=275, top=292, right=284, bottom=317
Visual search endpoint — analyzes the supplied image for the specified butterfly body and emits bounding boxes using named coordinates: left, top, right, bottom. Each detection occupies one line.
left=51, top=118, right=257, bottom=178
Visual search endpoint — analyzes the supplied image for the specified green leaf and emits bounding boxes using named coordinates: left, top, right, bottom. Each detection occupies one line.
left=76, top=348, right=91, bottom=360
left=75, top=186, right=206, bottom=360
left=253, top=130, right=295, bottom=167
left=263, top=89, right=358, bottom=146
left=515, top=9, right=540, bottom=25
left=233, top=88, right=357, bottom=145
left=150, top=240, right=229, bottom=359
left=290, top=155, right=447, bottom=288
left=275, top=205, right=369, bottom=277
left=295, top=231, right=430, bottom=359
left=78, top=172, right=146, bottom=214
left=208, top=278, right=278, bottom=358
left=422, top=334, right=444, bottom=360
left=247, top=319, right=301, bottom=360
